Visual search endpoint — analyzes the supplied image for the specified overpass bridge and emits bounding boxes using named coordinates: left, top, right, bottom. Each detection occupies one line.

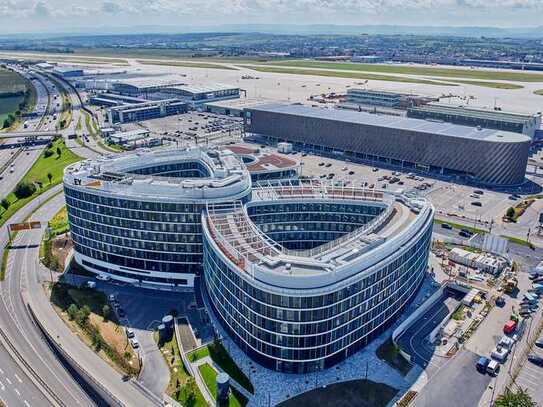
left=0, top=131, right=60, bottom=140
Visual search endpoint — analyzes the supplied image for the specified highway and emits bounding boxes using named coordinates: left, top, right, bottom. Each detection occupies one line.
left=0, top=69, right=64, bottom=197
left=0, top=69, right=157, bottom=406
left=1, top=189, right=159, bottom=406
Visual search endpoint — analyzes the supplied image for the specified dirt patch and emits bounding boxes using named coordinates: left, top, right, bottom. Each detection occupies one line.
left=51, top=234, right=73, bottom=269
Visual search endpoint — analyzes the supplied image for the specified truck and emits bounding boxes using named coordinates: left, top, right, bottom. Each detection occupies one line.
left=504, top=320, right=517, bottom=334
left=504, top=277, right=518, bottom=294
left=476, top=357, right=490, bottom=373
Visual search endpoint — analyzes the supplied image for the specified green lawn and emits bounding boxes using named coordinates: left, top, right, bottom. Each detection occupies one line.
left=188, top=346, right=210, bottom=362
left=48, top=206, right=68, bottom=236
left=239, top=65, right=454, bottom=86
left=535, top=89, right=543, bottom=96
left=0, top=138, right=81, bottom=227
left=155, top=332, right=207, bottom=407
left=202, top=340, right=254, bottom=394
left=137, top=59, right=237, bottom=70
left=265, top=60, right=543, bottom=82
left=198, top=363, right=246, bottom=407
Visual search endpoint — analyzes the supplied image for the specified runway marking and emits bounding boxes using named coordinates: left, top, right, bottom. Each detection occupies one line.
left=14, top=388, right=20, bottom=396
left=5, top=378, right=11, bottom=385
left=24, top=401, right=30, bottom=407
left=0, top=368, right=4, bottom=374
left=0, top=380, right=4, bottom=391
left=14, top=373, right=22, bottom=383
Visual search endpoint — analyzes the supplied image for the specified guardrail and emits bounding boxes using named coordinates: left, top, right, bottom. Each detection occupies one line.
left=26, top=303, right=126, bottom=407
left=0, top=325, right=66, bottom=407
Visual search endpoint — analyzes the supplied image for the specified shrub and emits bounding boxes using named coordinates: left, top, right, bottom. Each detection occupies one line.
left=14, top=181, right=36, bottom=199
left=506, top=207, right=515, bottom=219
left=67, top=304, right=79, bottom=320
left=43, top=149, right=53, bottom=158
left=1, top=199, right=10, bottom=211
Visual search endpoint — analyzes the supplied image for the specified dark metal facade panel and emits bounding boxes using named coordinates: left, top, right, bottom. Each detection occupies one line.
left=246, top=108, right=530, bottom=186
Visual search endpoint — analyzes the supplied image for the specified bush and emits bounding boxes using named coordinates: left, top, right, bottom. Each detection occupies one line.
left=1, top=199, right=10, bottom=211
left=67, top=303, right=79, bottom=320
left=43, top=149, right=53, bottom=158
left=14, top=181, right=36, bottom=199
left=506, top=207, right=516, bottom=219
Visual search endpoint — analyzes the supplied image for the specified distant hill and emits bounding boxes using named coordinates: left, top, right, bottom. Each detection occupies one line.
left=3, top=24, right=542, bottom=39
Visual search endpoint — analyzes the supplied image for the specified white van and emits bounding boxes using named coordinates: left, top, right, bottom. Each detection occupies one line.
left=487, top=360, right=500, bottom=376
left=491, top=346, right=510, bottom=362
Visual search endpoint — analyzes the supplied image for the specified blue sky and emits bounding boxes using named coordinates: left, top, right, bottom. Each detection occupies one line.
left=0, top=0, right=541, bottom=33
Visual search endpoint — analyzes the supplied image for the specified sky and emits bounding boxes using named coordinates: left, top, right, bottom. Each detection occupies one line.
left=0, top=0, right=542, bottom=34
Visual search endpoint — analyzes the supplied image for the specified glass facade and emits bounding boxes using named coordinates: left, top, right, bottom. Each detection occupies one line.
left=203, top=200, right=433, bottom=373
left=65, top=182, right=250, bottom=285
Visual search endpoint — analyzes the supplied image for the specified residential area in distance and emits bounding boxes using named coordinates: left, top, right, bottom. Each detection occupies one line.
left=0, top=7, right=543, bottom=407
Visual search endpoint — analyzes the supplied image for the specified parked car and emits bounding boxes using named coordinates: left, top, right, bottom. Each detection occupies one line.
left=535, top=338, right=543, bottom=348
left=441, top=223, right=453, bottom=230
left=471, top=201, right=482, bottom=207
left=125, top=328, right=135, bottom=339
left=130, top=338, right=140, bottom=349
left=528, top=354, right=543, bottom=367
left=96, top=274, right=111, bottom=282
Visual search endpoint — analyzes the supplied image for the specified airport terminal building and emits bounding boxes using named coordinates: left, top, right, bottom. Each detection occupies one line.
left=244, top=103, right=530, bottom=187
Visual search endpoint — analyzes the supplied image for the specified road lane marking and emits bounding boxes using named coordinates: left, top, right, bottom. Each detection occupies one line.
left=14, top=388, right=20, bottom=396
left=0, top=368, right=4, bottom=374
left=5, top=378, right=11, bottom=385
left=24, top=401, right=30, bottom=407
left=0, top=380, right=4, bottom=391
left=14, top=373, right=22, bottom=383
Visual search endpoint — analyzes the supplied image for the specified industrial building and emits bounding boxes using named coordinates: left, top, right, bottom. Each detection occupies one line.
left=156, top=83, right=240, bottom=107
left=106, top=129, right=150, bottom=146
left=112, top=76, right=186, bottom=97
left=89, top=93, right=147, bottom=107
left=407, top=103, right=542, bottom=139
left=345, top=89, right=437, bottom=110
left=204, top=98, right=272, bottom=117
left=351, top=55, right=386, bottom=63
left=107, top=99, right=188, bottom=124
left=224, top=144, right=299, bottom=181
left=244, top=103, right=531, bottom=186
left=64, top=148, right=433, bottom=373
left=52, top=66, right=84, bottom=78
left=449, top=248, right=507, bottom=275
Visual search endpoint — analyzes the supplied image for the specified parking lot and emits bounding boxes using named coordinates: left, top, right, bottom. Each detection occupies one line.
left=265, top=146, right=518, bottom=228
left=515, top=342, right=543, bottom=405
left=123, top=111, right=243, bottom=147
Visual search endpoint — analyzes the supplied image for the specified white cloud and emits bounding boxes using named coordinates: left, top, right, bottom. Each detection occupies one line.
left=0, top=0, right=539, bottom=32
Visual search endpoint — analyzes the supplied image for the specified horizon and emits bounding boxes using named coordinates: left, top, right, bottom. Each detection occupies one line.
left=0, top=0, right=542, bottom=35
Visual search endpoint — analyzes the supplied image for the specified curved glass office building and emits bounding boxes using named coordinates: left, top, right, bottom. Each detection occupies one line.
left=202, top=184, right=434, bottom=373
left=63, top=148, right=252, bottom=287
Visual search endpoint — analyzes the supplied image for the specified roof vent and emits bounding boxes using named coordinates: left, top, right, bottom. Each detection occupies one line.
left=476, top=125, right=482, bottom=131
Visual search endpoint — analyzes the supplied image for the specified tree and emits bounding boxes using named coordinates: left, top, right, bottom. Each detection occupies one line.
left=495, top=388, right=536, bottom=407
left=184, top=377, right=197, bottom=407
left=1, top=199, right=10, bottom=211
left=102, top=304, right=111, bottom=321
left=56, top=146, right=62, bottom=157
left=75, top=305, right=91, bottom=326
left=14, top=181, right=36, bottom=199
left=506, top=207, right=516, bottom=220
left=43, top=149, right=53, bottom=158
left=67, top=304, right=79, bottom=320
left=47, top=172, right=53, bottom=184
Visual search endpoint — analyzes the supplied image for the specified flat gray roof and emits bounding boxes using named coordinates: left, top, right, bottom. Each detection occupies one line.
left=250, top=103, right=530, bottom=143
left=410, top=103, right=539, bottom=123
